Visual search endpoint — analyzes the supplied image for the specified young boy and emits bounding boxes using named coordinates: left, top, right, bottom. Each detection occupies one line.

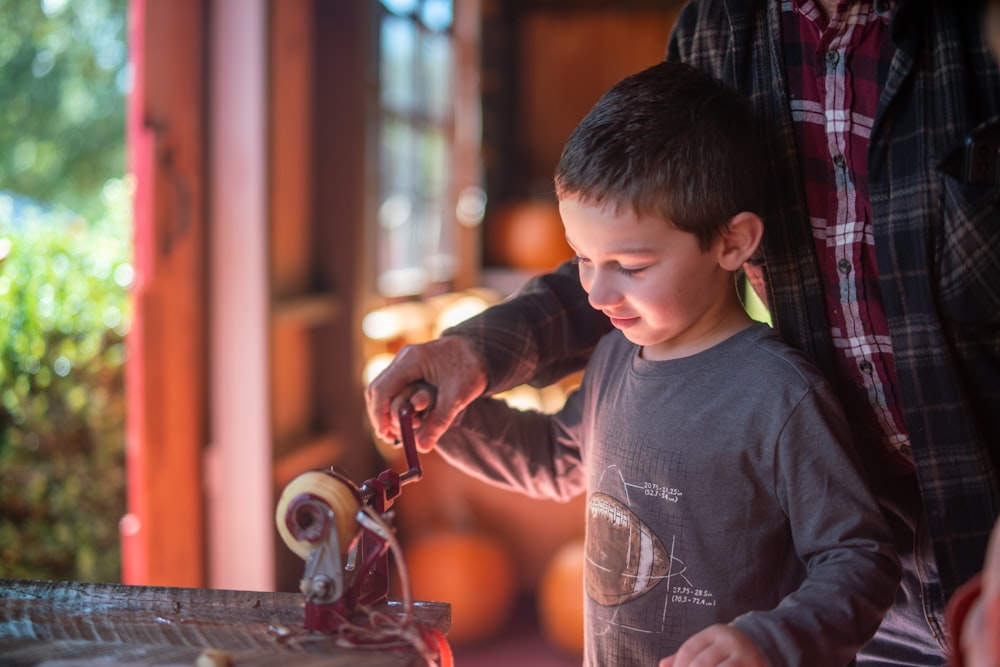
left=407, top=61, right=900, bottom=666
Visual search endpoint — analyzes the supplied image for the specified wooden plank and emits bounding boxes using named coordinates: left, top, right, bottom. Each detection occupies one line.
left=206, top=0, right=274, bottom=592
left=269, top=0, right=315, bottom=298
left=313, top=0, right=381, bottom=507
left=0, top=580, right=450, bottom=667
left=124, top=0, right=207, bottom=588
left=452, top=0, right=484, bottom=290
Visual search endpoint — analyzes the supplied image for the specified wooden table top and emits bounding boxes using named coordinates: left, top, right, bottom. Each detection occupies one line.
left=0, top=579, right=451, bottom=667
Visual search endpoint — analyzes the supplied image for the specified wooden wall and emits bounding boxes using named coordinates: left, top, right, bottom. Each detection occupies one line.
left=481, top=3, right=681, bottom=218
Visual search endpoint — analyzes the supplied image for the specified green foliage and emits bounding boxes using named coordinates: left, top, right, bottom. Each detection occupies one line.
left=0, top=0, right=128, bottom=223
left=0, top=0, right=130, bottom=583
left=0, top=178, right=133, bottom=583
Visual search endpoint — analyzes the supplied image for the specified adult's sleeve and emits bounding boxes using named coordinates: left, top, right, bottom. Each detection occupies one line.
left=443, top=260, right=611, bottom=395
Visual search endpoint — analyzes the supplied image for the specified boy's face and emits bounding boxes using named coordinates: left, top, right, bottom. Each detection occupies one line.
left=559, top=196, right=737, bottom=360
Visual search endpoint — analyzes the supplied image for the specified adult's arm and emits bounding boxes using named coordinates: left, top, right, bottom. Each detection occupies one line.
left=366, top=261, right=608, bottom=451
left=443, top=259, right=610, bottom=395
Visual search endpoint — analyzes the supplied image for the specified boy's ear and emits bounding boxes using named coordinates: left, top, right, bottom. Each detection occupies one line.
left=717, top=212, right=763, bottom=271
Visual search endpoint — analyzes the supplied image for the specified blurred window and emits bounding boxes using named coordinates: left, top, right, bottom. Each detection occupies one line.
left=375, top=0, right=456, bottom=297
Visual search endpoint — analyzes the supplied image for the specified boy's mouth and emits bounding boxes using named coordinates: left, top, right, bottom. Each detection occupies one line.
left=607, top=314, right=640, bottom=329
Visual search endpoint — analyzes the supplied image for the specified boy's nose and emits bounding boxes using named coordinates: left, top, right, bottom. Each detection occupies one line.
left=586, top=271, right=621, bottom=310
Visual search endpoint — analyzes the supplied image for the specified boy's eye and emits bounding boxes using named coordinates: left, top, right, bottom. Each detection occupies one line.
left=574, top=256, right=646, bottom=276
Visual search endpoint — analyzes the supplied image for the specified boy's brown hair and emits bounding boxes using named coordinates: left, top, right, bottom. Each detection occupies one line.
left=554, top=60, right=761, bottom=251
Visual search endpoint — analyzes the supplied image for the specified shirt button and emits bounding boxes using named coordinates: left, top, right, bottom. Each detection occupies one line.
left=833, top=154, right=847, bottom=168
left=838, top=258, right=852, bottom=274
left=859, top=360, right=874, bottom=375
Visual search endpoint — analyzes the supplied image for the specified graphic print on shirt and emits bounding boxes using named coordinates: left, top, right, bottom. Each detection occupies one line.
left=586, top=463, right=717, bottom=643
left=586, top=491, right=670, bottom=605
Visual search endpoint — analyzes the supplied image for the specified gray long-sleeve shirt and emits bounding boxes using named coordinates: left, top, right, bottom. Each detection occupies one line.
left=436, top=324, right=900, bottom=666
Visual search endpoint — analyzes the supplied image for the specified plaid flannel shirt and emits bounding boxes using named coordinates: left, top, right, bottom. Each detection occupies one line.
left=450, top=0, right=1000, bottom=605
left=778, top=1, right=914, bottom=472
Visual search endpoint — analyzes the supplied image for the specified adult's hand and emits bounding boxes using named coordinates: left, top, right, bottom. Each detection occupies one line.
left=365, top=335, right=488, bottom=453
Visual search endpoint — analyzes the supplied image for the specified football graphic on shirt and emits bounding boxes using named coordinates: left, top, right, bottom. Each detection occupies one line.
left=585, top=492, right=669, bottom=606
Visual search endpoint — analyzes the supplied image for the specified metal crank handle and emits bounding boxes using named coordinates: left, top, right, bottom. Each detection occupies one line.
left=397, top=402, right=420, bottom=486
left=397, top=383, right=433, bottom=485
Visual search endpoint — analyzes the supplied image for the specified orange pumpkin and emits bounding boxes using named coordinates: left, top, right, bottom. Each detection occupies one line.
left=486, top=200, right=574, bottom=272
left=537, top=537, right=586, bottom=657
left=403, top=530, right=518, bottom=646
